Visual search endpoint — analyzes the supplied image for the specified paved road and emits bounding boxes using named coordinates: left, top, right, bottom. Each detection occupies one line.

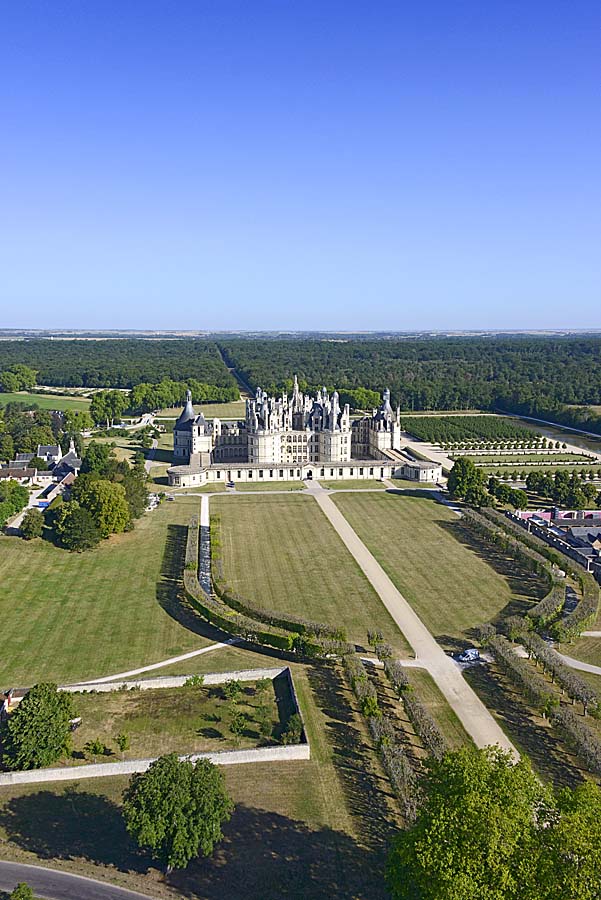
left=0, top=861, right=156, bottom=900
left=556, top=651, right=601, bottom=676
left=308, top=483, right=516, bottom=754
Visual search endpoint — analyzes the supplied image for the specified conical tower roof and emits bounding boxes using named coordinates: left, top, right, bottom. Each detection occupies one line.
left=176, top=390, right=196, bottom=426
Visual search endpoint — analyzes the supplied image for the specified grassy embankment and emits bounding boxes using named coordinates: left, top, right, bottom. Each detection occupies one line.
left=212, top=493, right=410, bottom=654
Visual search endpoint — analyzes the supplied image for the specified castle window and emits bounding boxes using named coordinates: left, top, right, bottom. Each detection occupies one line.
left=360, top=468, right=364, bottom=475
left=350, top=468, right=354, bottom=475
left=259, top=470, right=264, bottom=478
left=320, top=468, right=325, bottom=476
left=248, top=470, right=253, bottom=478
left=269, top=469, right=273, bottom=477
left=330, top=469, right=334, bottom=476
left=237, top=471, right=241, bottom=478
left=216, top=471, right=221, bottom=478
left=369, top=467, right=374, bottom=475
left=279, top=469, right=284, bottom=477
left=339, top=468, right=343, bottom=475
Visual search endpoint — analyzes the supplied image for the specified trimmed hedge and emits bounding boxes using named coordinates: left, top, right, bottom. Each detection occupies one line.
left=210, top=514, right=347, bottom=641
left=185, top=515, right=199, bottom=572
left=488, top=634, right=601, bottom=776
left=382, top=656, right=448, bottom=760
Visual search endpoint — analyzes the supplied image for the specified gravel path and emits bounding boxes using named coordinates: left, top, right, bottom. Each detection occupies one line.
left=308, top=483, right=516, bottom=754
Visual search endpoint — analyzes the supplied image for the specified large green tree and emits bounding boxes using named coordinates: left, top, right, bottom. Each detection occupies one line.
left=123, top=753, right=234, bottom=872
left=387, top=746, right=550, bottom=900
left=447, top=457, right=487, bottom=501
left=538, top=781, right=601, bottom=900
left=55, top=502, right=101, bottom=551
left=20, top=507, right=44, bottom=540
left=73, top=478, right=130, bottom=537
left=3, top=683, right=75, bottom=770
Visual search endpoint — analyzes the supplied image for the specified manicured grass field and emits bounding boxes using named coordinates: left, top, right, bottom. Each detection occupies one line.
left=563, top=635, right=601, bottom=668
left=320, top=479, right=385, bottom=490
left=155, top=400, right=246, bottom=420
left=0, top=497, right=211, bottom=685
left=0, top=390, right=91, bottom=411
left=0, top=664, right=397, bottom=900
left=464, top=453, right=592, bottom=465
left=212, top=494, right=410, bottom=652
left=232, top=481, right=305, bottom=492
left=331, top=492, right=546, bottom=645
left=67, top=681, right=282, bottom=763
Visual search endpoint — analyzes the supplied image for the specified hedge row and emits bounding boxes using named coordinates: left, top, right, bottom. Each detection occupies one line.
left=557, top=576, right=599, bottom=641
left=527, top=585, right=565, bottom=627
left=521, top=632, right=599, bottom=714
left=488, top=635, right=601, bottom=776
left=477, top=507, right=600, bottom=637
left=210, top=515, right=346, bottom=641
left=382, top=656, right=448, bottom=760
left=342, top=653, right=420, bottom=822
left=463, top=508, right=600, bottom=639
left=184, top=514, right=199, bottom=571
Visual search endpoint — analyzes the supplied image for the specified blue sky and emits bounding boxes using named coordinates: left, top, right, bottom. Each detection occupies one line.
left=1, top=1, right=599, bottom=331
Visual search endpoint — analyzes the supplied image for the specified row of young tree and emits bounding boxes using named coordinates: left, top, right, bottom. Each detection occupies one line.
left=448, top=457, right=528, bottom=508
left=526, top=469, right=601, bottom=508
left=0, top=339, right=238, bottom=389
left=400, top=414, right=537, bottom=445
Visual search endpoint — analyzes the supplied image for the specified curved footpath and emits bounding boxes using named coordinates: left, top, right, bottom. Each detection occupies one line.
left=0, top=861, right=155, bottom=900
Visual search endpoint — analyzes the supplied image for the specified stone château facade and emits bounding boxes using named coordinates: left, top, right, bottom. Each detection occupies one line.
left=167, top=379, right=441, bottom=487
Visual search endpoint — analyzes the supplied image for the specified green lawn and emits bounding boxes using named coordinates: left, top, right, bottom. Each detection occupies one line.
left=0, top=391, right=91, bottom=412
left=331, top=492, right=547, bottom=646
left=0, top=497, right=213, bottom=685
left=212, top=494, right=410, bottom=653
left=562, top=635, right=601, bottom=667
left=0, top=664, right=397, bottom=900
left=155, top=400, right=246, bottom=420
left=66, top=681, right=282, bottom=763
left=320, top=480, right=386, bottom=490
left=464, top=453, right=592, bottom=465
left=232, top=481, right=305, bottom=492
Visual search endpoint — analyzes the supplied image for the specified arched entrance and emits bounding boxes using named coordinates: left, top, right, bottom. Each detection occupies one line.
left=306, top=470, right=313, bottom=480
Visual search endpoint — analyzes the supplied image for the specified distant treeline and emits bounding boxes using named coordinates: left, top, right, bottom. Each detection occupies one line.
left=219, top=336, right=601, bottom=433
left=0, top=340, right=238, bottom=391
left=219, top=337, right=601, bottom=409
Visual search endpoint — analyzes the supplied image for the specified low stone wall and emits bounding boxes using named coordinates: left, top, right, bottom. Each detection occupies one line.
left=0, top=743, right=311, bottom=787
left=61, top=667, right=287, bottom=694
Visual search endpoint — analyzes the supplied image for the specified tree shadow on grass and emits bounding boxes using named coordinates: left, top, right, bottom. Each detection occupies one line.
left=464, top=665, right=585, bottom=789
left=0, top=787, right=150, bottom=873
left=0, top=791, right=391, bottom=900
left=156, top=524, right=226, bottom=643
left=306, top=664, right=397, bottom=855
left=437, top=519, right=548, bottom=612
left=168, top=804, right=389, bottom=900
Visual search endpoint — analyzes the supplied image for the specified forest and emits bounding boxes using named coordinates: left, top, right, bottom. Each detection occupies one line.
left=219, top=336, right=601, bottom=411
left=0, top=340, right=238, bottom=392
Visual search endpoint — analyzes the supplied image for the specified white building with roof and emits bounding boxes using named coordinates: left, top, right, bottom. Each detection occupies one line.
left=167, top=380, right=442, bottom=487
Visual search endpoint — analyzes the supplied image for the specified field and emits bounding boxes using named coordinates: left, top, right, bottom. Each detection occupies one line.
left=232, top=482, right=305, bottom=492
left=65, top=680, right=283, bottom=763
left=155, top=400, right=246, bottom=420
left=212, top=494, right=410, bottom=652
left=463, top=453, right=592, bottom=465
left=0, top=496, right=214, bottom=685
left=0, top=664, right=398, bottom=900
left=320, top=480, right=386, bottom=490
left=0, top=391, right=91, bottom=412
left=400, top=414, right=538, bottom=445
left=331, top=492, right=547, bottom=646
